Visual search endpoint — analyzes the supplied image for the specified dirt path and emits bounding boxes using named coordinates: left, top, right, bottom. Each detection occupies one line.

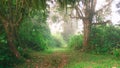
left=20, top=52, right=69, bottom=68
left=15, top=50, right=120, bottom=68
left=38, top=52, right=69, bottom=68
left=58, top=54, right=68, bottom=68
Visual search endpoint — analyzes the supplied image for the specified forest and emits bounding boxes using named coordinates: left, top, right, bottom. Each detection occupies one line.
left=0, top=0, right=120, bottom=68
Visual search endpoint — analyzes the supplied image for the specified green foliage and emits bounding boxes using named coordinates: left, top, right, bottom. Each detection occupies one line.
left=19, top=11, right=52, bottom=51
left=0, top=23, right=21, bottom=67
left=52, top=36, right=62, bottom=47
left=0, top=22, right=12, bottom=67
left=112, top=48, right=120, bottom=57
left=0, top=0, right=47, bottom=67
left=90, top=25, right=120, bottom=54
left=51, top=34, right=66, bottom=48
left=0, top=25, right=26, bottom=68
left=0, top=44, right=20, bottom=68
left=68, top=35, right=83, bottom=49
left=57, top=0, right=79, bottom=8
left=0, top=0, right=46, bottom=17
left=17, top=47, right=31, bottom=59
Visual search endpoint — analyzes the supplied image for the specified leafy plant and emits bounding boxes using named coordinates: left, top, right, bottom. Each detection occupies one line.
left=68, top=35, right=83, bottom=49
left=112, top=48, right=120, bottom=57
left=18, top=10, right=52, bottom=51
left=51, top=34, right=66, bottom=48
left=89, top=25, right=120, bottom=54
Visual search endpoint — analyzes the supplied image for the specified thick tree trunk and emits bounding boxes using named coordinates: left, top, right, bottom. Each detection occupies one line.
left=3, top=22, right=20, bottom=58
left=82, top=19, right=91, bottom=50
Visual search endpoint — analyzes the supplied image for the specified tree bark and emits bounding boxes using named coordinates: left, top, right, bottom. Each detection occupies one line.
left=2, top=21, right=20, bottom=58
left=82, top=19, right=91, bottom=50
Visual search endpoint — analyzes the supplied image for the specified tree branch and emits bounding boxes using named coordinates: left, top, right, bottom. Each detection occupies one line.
left=69, top=5, right=87, bottom=19
left=91, top=0, right=96, bottom=13
left=75, top=6, right=87, bottom=19
left=95, top=0, right=113, bottom=14
left=0, top=13, right=9, bottom=29
left=16, top=14, right=23, bottom=26
left=75, top=6, right=84, bottom=17
left=0, top=14, right=8, bottom=23
left=70, top=13, right=86, bottom=19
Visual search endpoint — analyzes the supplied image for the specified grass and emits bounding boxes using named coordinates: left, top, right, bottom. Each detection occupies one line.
left=64, top=51, right=120, bottom=68
left=44, top=47, right=70, bottom=53
left=15, top=48, right=120, bottom=68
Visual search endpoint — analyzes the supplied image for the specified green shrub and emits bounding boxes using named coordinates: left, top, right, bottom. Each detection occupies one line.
left=0, top=40, right=23, bottom=68
left=68, top=35, right=83, bottom=49
left=90, top=25, right=120, bottom=54
left=52, top=37, right=62, bottom=47
left=0, top=32, right=25, bottom=68
left=18, top=11, right=53, bottom=51
left=112, top=48, right=120, bottom=57
left=51, top=34, right=66, bottom=48
left=19, top=20, right=52, bottom=51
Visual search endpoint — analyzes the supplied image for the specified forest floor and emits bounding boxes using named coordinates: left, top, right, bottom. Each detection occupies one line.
left=15, top=48, right=120, bottom=68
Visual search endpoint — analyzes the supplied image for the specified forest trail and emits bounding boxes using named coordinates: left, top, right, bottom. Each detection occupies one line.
left=16, top=48, right=71, bottom=68
left=15, top=48, right=120, bottom=68
left=35, top=52, right=69, bottom=68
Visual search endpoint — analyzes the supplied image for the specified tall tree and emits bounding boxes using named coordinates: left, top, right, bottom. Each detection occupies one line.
left=0, top=0, right=46, bottom=58
left=58, top=0, right=112, bottom=50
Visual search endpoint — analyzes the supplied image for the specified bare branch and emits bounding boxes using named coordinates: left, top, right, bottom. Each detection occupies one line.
left=75, top=6, right=84, bottom=17
left=69, top=5, right=87, bottom=19
left=91, top=0, right=97, bottom=12
left=95, top=0, right=113, bottom=14
left=69, top=15, right=80, bottom=19
left=16, top=14, right=23, bottom=26
left=75, top=6, right=87, bottom=19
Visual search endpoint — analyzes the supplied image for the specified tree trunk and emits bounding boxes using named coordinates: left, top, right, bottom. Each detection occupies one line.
left=82, top=19, right=91, bottom=50
left=3, top=22, right=20, bottom=58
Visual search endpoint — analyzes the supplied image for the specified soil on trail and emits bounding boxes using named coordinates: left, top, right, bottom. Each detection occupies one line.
left=37, top=52, right=68, bottom=68
left=17, top=52, right=69, bottom=68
